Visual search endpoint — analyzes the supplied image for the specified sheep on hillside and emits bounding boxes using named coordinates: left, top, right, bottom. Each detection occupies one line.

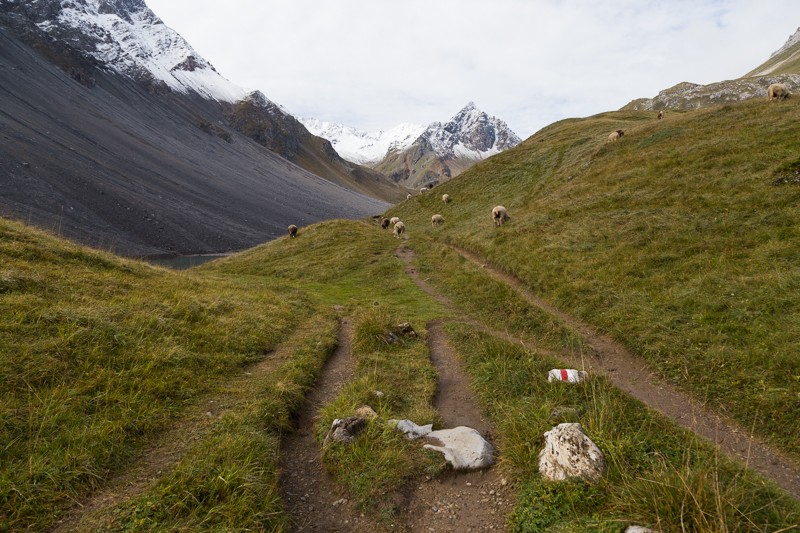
left=393, top=221, right=406, bottom=239
left=380, top=217, right=390, bottom=229
left=442, top=193, right=451, bottom=204
left=768, top=83, right=791, bottom=101
left=657, top=110, right=664, bottom=120
left=390, top=216, right=400, bottom=226
left=492, top=205, right=510, bottom=227
left=287, top=224, right=298, bottom=238
left=607, top=130, right=625, bottom=142
left=407, top=193, right=413, bottom=200
left=431, top=214, right=445, bottom=227
left=420, top=187, right=429, bottom=194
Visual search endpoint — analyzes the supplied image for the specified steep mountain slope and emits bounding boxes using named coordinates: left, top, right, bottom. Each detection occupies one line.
left=372, top=103, right=521, bottom=189
left=747, top=26, right=800, bottom=76
left=300, top=119, right=425, bottom=165
left=0, top=0, right=399, bottom=256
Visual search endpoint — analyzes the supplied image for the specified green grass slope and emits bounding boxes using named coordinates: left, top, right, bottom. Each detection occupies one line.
left=0, top=217, right=315, bottom=529
left=387, top=98, right=800, bottom=461
left=2, top=211, right=799, bottom=530
left=746, top=37, right=800, bottom=76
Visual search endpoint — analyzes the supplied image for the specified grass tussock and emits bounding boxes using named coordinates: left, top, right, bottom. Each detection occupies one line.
left=444, top=323, right=800, bottom=531
left=387, top=99, right=800, bottom=460
left=318, top=306, right=441, bottom=518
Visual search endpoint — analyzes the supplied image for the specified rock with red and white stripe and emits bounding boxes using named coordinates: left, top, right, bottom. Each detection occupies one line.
left=547, top=369, right=589, bottom=383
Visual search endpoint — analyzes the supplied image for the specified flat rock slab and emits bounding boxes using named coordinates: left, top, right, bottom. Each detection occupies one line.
left=423, top=426, right=496, bottom=471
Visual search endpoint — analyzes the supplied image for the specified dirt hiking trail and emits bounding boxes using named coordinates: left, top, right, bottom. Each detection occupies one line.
left=50, top=316, right=328, bottom=532
left=401, top=242, right=800, bottom=500
left=278, top=317, right=386, bottom=532
left=401, top=320, right=513, bottom=532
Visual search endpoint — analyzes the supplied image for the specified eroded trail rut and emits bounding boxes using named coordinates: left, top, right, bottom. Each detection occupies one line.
left=400, top=243, right=800, bottom=500
left=278, top=318, right=383, bottom=532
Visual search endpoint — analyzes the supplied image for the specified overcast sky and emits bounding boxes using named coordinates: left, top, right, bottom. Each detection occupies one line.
left=145, top=0, right=800, bottom=139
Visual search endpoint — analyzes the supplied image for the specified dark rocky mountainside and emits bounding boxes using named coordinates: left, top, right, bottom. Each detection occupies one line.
left=373, top=103, right=521, bottom=189
left=0, top=0, right=395, bottom=256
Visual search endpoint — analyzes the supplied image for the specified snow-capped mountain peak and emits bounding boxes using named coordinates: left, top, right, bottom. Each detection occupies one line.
left=31, top=0, right=248, bottom=102
left=300, top=118, right=425, bottom=164
left=422, top=102, right=521, bottom=159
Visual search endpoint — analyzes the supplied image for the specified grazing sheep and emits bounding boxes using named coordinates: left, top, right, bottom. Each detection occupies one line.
left=492, top=205, right=510, bottom=227
left=380, top=217, right=390, bottom=229
left=657, top=110, right=664, bottom=120
left=768, top=83, right=791, bottom=101
left=390, top=216, right=400, bottom=226
left=442, top=193, right=451, bottom=204
left=287, top=224, right=298, bottom=238
left=407, top=193, right=413, bottom=200
left=420, top=187, right=429, bottom=194
left=393, top=221, right=406, bottom=238
left=607, top=130, right=625, bottom=143
left=431, top=214, right=445, bottom=227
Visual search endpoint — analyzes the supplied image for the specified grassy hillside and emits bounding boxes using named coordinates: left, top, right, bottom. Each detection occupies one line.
left=387, top=98, right=800, bottom=462
left=2, top=209, right=799, bottom=529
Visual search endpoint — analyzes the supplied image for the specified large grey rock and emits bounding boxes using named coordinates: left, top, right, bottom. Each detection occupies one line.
left=423, top=426, right=496, bottom=471
left=538, top=423, right=606, bottom=483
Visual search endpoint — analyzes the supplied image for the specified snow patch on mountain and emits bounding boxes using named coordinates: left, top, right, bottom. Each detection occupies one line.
left=300, top=119, right=425, bottom=164
left=36, top=0, right=248, bottom=102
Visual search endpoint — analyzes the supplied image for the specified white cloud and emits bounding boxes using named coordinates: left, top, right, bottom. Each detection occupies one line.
left=146, top=0, right=800, bottom=138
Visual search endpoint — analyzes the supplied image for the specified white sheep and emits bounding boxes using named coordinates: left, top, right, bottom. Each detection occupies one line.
left=492, top=205, right=510, bottom=227
left=287, top=224, right=298, bottom=238
left=393, top=221, right=406, bottom=238
left=420, top=187, right=429, bottom=194
left=768, top=83, right=791, bottom=101
left=657, top=110, right=664, bottom=120
left=390, top=216, right=400, bottom=226
left=407, top=193, right=413, bottom=200
left=442, top=193, right=451, bottom=204
left=607, top=129, right=624, bottom=142
left=431, top=214, right=445, bottom=227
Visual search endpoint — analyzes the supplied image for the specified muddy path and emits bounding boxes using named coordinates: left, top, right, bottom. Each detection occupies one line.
left=398, top=243, right=800, bottom=501
left=402, top=320, right=513, bottom=532
left=278, top=318, right=386, bottom=532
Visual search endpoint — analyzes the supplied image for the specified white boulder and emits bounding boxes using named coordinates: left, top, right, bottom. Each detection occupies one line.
left=538, top=423, right=606, bottom=483
left=423, top=426, right=496, bottom=471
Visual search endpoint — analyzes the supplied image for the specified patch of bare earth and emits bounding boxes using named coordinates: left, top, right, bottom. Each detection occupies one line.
left=50, top=317, right=327, bottom=532
left=278, top=318, right=385, bottom=532
left=447, top=244, right=800, bottom=500
left=401, top=320, right=513, bottom=532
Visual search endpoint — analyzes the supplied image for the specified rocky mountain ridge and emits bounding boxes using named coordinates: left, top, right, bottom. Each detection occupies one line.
left=624, top=27, right=800, bottom=111
left=372, top=102, right=521, bottom=189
